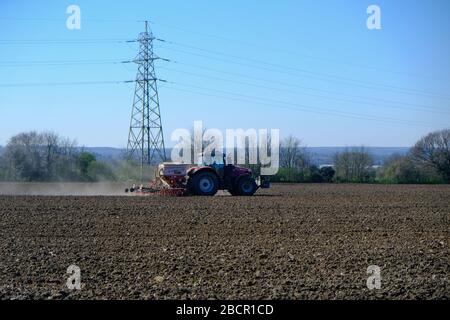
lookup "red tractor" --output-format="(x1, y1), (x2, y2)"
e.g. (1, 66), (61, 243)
(126, 153), (270, 196)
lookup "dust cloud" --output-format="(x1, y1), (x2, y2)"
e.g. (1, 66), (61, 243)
(0, 182), (130, 196)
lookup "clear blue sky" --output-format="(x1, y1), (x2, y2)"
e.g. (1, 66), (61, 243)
(0, 0), (449, 147)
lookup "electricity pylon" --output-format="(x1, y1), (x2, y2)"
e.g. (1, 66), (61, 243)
(127, 21), (166, 181)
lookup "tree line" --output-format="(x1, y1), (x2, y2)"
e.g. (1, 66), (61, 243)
(272, 129), (449, 184)
(0, 131), (115, 182)
(0, 129), (449, 183)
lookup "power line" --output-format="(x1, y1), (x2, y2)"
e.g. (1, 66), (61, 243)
(0, 79), (443, 127)
(1, 54), (445, 114)
(0, 80), (129, 87)
(156, 45), (450, 102)
(0, 56), (171, 67)
(0, 58), (120, 63)
(1, 36), (447, 100)
(148, 19), (450, 83)
(159, 65), (450, 115)
(170, 82), (441, 126)
(0, 38), (130, 45)
(1, 16), (447, 82)
(0, 17), (64, 21)
(0, 77), (441, 127)
(159, 41), (450, 100)
(159, 82), (445, 128)
(0, 17), (142, 24)
(0, 19), (446, 128)
(0, 79), (169, 88)
(169, 61), (449, 114)
(0, 58), (125, 67)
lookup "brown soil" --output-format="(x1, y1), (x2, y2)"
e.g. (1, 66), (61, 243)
(0, 184), (448, 299)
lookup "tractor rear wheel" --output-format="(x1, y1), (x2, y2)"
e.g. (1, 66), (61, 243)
(235, 176), (257, 196)
(191, 171), (219, 196)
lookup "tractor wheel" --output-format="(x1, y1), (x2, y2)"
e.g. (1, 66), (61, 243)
(235, 176), (257, 196)
(191, 171), (219, 196)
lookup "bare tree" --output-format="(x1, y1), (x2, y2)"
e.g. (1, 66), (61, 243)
(280, 135), (311, 181)
(4, 131), (44, 181)
(410, 129), (450, 182)
(333, 150), (350, 182)
(333, 147), (373, 182)
(41, 131), (59, 179)
(2, 131), (78, 181)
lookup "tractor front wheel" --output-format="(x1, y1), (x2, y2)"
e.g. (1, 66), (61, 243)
(191, 171), (219, 196)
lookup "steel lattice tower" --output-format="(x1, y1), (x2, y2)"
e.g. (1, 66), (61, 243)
(127, 22), (166, 178)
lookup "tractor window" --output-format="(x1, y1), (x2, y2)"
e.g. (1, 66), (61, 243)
(200, 153), (224, 166)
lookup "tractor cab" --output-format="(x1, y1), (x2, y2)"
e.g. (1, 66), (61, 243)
(196, 151), (227, 176)
(197, 151), (225, 166)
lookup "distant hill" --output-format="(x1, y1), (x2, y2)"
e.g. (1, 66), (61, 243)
(79, 146), (409, 166)
(306, 147), (409, 165)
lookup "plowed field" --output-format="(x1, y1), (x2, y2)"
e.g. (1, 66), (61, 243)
(0, 184), (448, 299)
